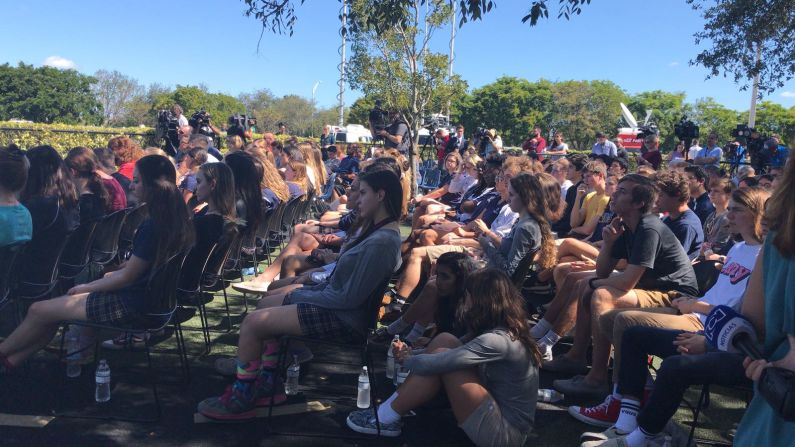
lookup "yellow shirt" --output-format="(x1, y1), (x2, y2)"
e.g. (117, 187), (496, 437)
(582, 191), (609, 224)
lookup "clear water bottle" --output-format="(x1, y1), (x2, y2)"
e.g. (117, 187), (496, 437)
(395, 366), (409, 386)
(537, 388), (564, 403)
(357, 366), (371, 408)
(95, 360), (111, 402)
(386, 334), (399, 380)
(66, 328), (82, 378)
(285, 355), (300, 395)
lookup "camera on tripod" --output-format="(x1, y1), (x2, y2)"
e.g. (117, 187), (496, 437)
(674, 116), (700, 142)
(636, 124), (659, 140)
(732, 124), (754, 139)
(228, 114), (256, 131)
(155, 109), (180, 156)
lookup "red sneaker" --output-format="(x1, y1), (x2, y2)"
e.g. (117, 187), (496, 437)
(568, 395), (621, 428)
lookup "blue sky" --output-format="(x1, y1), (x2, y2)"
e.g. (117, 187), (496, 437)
(3, 0), (794, 113)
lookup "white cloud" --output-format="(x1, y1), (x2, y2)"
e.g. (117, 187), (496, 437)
(43, 55), (77, 70)
(781, 91), (795, 98)
(667, 61), (679, 67)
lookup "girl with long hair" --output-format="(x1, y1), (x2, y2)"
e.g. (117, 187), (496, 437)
(198, 168), (403, 420)
(311, 145), (327, 191)
(65, 146), (112, 223)
(0, 155), (194, 370)
(107, 136), (144, 181)
(347, 268), (540, 446)
(224, 152), (264, 237)
(251, 151), (290, 210)
(17, 145), (80, 296)
(285, 159), (309, 198)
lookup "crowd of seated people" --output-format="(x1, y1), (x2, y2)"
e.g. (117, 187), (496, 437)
(1, 124), (795, 447)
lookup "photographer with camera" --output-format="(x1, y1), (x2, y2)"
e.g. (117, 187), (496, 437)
(376, 109), (411, 156)
(756, 138), (790, 174)
(480, 129), (503, 156)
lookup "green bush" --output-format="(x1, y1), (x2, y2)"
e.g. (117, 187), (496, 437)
(0, 121), (157, 154)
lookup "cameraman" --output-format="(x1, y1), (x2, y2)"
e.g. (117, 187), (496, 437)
(522, 125), (547, 160)
(376, 109), (411, 156)
(756, 138), (790, 174)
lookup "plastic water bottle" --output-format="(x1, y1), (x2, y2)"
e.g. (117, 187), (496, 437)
(66, 328), (82, 378)
(241, 267), (256, 276)
(357, 367), (371, 408)
(537, 388), (564, 403)
(285, 355), (300, 395)
(386, 334), (399, 380)
(395, 367), (409, 386)
(95, 360), (111, 402)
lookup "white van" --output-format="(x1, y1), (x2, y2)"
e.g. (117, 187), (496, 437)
(333, 124), (373, 145)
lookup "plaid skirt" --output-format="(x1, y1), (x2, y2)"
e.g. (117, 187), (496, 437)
(282, 297), (360, 343)
(86, 291), (145, 327)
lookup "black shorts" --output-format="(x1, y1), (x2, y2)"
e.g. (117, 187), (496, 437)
(282, 298), (360, 343)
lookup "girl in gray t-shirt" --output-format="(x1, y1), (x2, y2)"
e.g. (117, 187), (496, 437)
(346, 268), (540, 447)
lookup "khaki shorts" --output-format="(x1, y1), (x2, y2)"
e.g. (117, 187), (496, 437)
(633, 289), (680, 308)
(423, 244), (467, 263)
(459, 395), (527, 447)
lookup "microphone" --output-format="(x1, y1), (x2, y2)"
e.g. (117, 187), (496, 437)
(703, 305), (761, 358)
(703, 305), (795, 421)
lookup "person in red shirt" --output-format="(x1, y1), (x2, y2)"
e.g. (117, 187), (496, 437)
(522, 125), (547, 161)
(434, 128), (450, 165)
(638, 134), (662, 170)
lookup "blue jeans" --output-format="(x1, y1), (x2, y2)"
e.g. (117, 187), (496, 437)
(617, 326), (749, 434)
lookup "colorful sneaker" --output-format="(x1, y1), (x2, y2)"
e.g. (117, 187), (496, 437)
(346, 408), (402, 437)
(254, 373), (288, 407)
(197, 381), (258, 421)
(568, 394), (621, 428)
(580, 425), (631, 442)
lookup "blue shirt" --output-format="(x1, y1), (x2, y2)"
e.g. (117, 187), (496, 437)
(663, 209), (704, 260)
(0, 203), (33, 247)
(335, 156), (360, 174)
(592, 141), (617, 157)
(696, 145), (723, 168)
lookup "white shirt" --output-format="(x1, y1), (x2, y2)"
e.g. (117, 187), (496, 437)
(177, 114), (189, 127)
(688, 145), (701, 160)
(696, 241), (761, 325)
(448, 172), (477, 195)
(490, 203), (519, 237)
(560, 179), (573, 199)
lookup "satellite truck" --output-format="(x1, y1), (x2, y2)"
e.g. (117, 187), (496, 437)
(616, 103), (654, 151)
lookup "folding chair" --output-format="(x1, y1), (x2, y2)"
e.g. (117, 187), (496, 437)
(58, 219), (99, 288)
(90, 208), (128, 270)
(265, 278), (392, 439)
(56, 250), (190, 422)
(117, 204), (147, 261)
(0, 243), (26, 310)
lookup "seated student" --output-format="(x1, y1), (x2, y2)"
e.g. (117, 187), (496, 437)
(108, 136), (144, 182)
(701, 177), (732, 259)
(572, 186), (769, 433)
(93, 146), (132, 201)
(552, 153), (588, 237)
(568, 161), (610, 239)
(285, 159), (310, 198)
(178, 147), (208, 207)
(541, 175), (697, 398)
(16, 146), (80, 297)
(415, 153), (479, 213)
(454, 156), (502, 222)
(78, 146), (127, 212)
(250, 153), (290, 212)
(379, 252), (478, 345)
(346, 269), (540, 446)
(65, 147), (112, 224)
(334, 144), (362, 183)
(197, 167), (403, 420)
(684, 165), (715, 225)
(733, 158), (795, 446)
(655, 171), (704, 260)
(224, 152), (264, 240)
(388, 172), (557, 307)
(0, 155), (194, 371)
(0, 145), (32, 247)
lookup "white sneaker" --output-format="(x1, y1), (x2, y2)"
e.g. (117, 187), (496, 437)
(581, 426), (631, 442)
(540, 343), (553, 362)
(231, 281), (270, 293)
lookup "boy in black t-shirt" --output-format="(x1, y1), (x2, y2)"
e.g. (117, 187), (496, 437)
(550, 174), (697, 399)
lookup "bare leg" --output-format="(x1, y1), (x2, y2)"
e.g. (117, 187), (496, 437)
(237, 305), (302, 362)
(584, 286), (639, 384)
(398, 280), (439, 327)
(558, 278), (597, 363)
(280, 254), (316, 279)
(394, 247), (429, 298)
(253, 233), (319, 284)
(0, 293), (89, 366)
(418, 229), (438, 246)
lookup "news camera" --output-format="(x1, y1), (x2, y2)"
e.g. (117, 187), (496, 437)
(674, 116), (700, 142)
(369, 100), (391, 133)
(155, 109), (180, 156)
(636, 124), (659, 140)
(229, 114), (255, 131)
(732, 124), (754, 139)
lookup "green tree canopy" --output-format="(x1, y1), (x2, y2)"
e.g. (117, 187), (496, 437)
(548, 80), (628, 150)
(690, 97), (739, 143)
(0, 62), (103, 125)
(627, 90), (688, 150)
